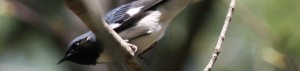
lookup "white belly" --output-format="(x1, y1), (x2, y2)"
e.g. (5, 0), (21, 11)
(97, 11), (164, 63)
(118, 11), (163, 54)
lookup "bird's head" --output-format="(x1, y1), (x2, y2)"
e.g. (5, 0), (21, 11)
(57, 32), (102, 65)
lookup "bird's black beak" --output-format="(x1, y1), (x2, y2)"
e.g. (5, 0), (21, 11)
(57, 56), (68, 65)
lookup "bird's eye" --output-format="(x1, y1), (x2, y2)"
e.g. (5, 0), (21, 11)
(81, 37), (91, 44)
(71, 42), (81, 50)
(76, 43), (80, 46)
(85, 37), (91, 41)
(67, 53), (72, 56)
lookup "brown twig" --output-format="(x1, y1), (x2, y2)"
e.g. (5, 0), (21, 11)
(203, 0), (236, 71)
(64, 0), (147, 71)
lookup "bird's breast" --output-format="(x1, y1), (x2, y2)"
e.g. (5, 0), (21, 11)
(118, 11), (164, 54)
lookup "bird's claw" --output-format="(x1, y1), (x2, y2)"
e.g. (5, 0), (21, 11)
(128, 43), (137, 53)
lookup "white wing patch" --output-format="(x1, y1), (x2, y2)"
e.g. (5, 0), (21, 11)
(109, 23), (121, 29)
(126, 6), (144, 16)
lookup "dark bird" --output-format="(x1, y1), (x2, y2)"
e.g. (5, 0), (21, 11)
(58, 0), (174, 65)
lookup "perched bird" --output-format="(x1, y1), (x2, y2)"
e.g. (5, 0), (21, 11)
(58, 0), (183, 65)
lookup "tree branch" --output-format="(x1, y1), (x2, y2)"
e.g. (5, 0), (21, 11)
(203, 0), (236, 71)
(64, 0), (147, 71)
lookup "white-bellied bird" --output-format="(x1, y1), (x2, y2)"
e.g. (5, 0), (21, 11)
(58, 0), (190, 65)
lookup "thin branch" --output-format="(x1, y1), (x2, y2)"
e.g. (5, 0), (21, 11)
(64, 0), (147, 71)
(203, 0), (236, 71)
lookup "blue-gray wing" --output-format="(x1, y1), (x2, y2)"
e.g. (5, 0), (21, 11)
(103, 0), (162, 28)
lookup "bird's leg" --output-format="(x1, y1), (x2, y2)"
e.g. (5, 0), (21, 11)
(127, 43), (137, 53)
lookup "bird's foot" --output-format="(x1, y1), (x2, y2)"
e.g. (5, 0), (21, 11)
(128, 43), (137, 53)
